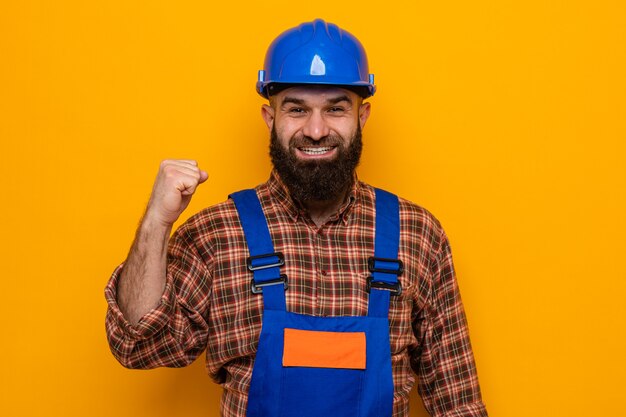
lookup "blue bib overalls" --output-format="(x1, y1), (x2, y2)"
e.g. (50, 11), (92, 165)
(230, 188), (402, 417)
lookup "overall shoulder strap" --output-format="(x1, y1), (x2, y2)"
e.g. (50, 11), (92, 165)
(368, 188), (403, 318)
(230, 189), (287, 311)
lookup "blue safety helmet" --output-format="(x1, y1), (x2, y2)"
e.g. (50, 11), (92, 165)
(257, 19), (376, 98)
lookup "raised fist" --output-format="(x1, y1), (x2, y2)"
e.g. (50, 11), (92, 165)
(145, 159), (208, 227)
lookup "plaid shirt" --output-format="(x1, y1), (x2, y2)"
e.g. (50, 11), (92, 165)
(105, 171), (487, 417)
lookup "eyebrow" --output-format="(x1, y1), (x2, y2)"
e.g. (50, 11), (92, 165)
(281, 97), (306, 106)
(327, 95), (353, 105)
(280, 95), (353, 107)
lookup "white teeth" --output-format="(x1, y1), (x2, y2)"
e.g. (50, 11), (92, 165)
(301, 147), (333, 155)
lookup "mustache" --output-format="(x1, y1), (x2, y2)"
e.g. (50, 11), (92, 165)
(289, 135), (344, 149)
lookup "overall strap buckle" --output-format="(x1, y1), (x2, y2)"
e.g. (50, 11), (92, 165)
(367, 256), (404, 275)
(247, 252), (285, 271)
(366, 277), (402, 296)
(251, 274), (289, 294)
(366, 256), (403, 296)
(246, 252), (288, 294)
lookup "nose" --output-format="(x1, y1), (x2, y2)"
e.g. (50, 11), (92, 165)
(301, 111), (330, 141)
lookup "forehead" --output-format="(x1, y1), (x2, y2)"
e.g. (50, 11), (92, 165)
(271, 85), (360, 105)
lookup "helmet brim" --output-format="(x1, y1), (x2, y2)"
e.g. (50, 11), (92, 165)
(260, 82), (375, 99)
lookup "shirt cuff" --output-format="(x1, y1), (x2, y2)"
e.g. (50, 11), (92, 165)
(104, 264), (175, 340)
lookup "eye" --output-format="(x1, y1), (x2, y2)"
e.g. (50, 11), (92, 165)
(328, 106), (345, 113)
(288, 107), (306, 114)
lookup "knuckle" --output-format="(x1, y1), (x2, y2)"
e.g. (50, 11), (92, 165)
(161, 166), (180, 180)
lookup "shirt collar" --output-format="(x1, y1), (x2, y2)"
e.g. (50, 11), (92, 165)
(267, 169), (360, 226)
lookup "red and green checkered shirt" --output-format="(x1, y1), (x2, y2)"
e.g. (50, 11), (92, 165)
(105, 171), (487, 417)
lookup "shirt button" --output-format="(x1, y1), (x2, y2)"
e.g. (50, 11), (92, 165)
(320, 270), (328, 276)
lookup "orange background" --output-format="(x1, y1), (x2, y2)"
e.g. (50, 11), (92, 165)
(1, 1), (625, 416)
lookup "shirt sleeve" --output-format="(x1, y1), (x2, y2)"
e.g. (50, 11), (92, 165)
(104, 223), (212, 369)
(413, 229), (488, 417)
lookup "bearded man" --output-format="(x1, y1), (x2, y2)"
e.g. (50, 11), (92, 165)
(105, 19), (488, 417)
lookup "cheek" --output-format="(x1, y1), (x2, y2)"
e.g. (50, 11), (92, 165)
(327, 117), (359, 138)
(276, 123), (303, 145)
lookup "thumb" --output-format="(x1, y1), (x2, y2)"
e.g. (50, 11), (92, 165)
(199, 170), (209, 184)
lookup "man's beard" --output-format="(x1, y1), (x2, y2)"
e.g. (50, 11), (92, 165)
(269, 125), (363, 202)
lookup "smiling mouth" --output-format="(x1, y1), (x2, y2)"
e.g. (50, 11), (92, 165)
(298, 146), (336, 155)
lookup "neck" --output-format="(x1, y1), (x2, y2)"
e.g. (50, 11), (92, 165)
(301, 186), (350, 228)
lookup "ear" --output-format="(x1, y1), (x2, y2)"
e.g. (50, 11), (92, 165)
(261, 104), (275, 131)
(358, 102), (371, 128)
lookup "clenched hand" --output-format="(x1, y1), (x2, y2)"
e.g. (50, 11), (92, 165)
(145, 159), (209, 227)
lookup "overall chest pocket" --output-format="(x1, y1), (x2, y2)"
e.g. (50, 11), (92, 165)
(280, 328), (366, 417)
